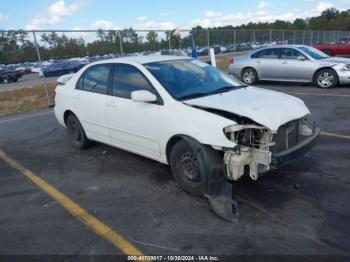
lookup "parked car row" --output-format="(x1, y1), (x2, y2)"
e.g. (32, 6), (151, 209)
(228, 44), (350, 88)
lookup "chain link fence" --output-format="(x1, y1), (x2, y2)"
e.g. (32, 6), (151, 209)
(1, 29), (350, 64)
(0, 28), (349, 113)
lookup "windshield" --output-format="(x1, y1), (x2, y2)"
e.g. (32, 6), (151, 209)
(298, 46), (329, 60)
(144, 59), (245, 100)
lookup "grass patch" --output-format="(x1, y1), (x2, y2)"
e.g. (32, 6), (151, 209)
(0, 83), (56, 117)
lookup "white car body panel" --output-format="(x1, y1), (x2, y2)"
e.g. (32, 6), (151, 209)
(73, 90), (110, 143)
(184, 86), (310, 132)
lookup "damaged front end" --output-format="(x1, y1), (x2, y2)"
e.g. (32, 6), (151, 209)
(207, 117), (320, 223)
(224, 124), (273, 181)
(223, 117), (320, 181)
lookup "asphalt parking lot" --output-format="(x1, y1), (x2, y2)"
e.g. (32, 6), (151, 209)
(0, 83), (350, 257)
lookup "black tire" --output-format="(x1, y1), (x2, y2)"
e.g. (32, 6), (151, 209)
(66, 114), (90, 149)
(314, 69), (338, 89)
(241, 68), (258, 85)
(170, 137), (223, 196)
(323, 49), (333, 56)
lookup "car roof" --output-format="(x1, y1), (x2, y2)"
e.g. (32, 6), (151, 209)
(91, 55), (191, 66)
(256, 44), (308, 50)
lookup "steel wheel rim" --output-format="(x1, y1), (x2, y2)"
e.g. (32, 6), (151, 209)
(70, 121), (82, 143)
(180, 152), (201, 183)
(243, 70), (255, 84)
(318, 72), (334, 88)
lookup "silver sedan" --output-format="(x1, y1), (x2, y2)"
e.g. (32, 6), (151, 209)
(228, 45), (350, 88)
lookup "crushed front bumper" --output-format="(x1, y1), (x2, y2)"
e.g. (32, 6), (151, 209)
(271, 127), (321, 169)
(336, 69), (350, 85)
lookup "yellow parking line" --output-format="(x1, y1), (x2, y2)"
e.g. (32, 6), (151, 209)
(0, 149), (147, 258)
(321, 131), (350, 140)
(286, 92), (350, 98)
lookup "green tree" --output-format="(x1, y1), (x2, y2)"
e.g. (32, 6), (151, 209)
(293, 19), (306, 30)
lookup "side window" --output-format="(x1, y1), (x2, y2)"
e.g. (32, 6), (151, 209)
(251, 51), (262, 59)
(113, 64), (155, 99)
(258, 48), (279, 59)
(281, 48), (305, 59)
(76, 75), (84, 90)
(252, 49), (279, 59)
(76, 65), (110, 94)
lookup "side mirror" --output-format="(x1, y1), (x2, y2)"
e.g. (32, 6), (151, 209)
(297, 56), (306, 61)
(131, 90), (157, 103)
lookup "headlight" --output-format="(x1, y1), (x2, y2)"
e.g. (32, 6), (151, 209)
(224, 125), (273, 148)
(334, 63), (350, 71)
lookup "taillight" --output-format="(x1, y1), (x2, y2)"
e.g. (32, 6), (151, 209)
(230, 57), (234, 64)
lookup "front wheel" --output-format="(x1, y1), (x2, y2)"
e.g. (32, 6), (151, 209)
(315, 69), (338, 89)
(241, 68), (258, 85)
(170, 138), (223, 196)
(66, 115), (90, 149)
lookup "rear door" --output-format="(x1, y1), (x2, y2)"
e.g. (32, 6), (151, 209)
(72, 64), (111, 143)
(251, 48), (280, 80)
(105, 63), (161, 159)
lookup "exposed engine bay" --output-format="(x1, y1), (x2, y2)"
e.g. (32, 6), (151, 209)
(223, 117), (314, 181)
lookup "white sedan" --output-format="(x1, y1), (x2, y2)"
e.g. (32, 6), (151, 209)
(54, 56), (320, 221)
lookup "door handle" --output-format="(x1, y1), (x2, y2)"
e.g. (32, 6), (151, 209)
(255, 60), (261, 64)
(106, 101), (117, 108)
(282, 61), (288, 64)
(73, 94), (81, 100)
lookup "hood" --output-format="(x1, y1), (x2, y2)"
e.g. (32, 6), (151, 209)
(184, 86), (310, 131)
(322, 57), (350, 64)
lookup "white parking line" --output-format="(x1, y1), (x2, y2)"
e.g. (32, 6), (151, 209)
(286, 92), (350, 98)
(321, 131), (350, 140)
(0, 110), (53, 124)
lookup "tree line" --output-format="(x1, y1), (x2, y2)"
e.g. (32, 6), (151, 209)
(0, 8), (349, 64)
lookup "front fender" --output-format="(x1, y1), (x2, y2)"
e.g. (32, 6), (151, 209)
(159, 103), (237, 163)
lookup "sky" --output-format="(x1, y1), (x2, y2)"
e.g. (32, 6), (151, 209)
(0, 0), (350, 31)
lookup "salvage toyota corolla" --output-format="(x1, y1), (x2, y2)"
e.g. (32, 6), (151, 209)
(54, 56), (321, 221)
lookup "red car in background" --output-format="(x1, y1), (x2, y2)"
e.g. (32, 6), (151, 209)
(313, 37), (350, 56)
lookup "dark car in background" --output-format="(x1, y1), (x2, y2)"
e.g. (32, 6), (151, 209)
(0, 69), (23, 84)
(42, 60), (84, 77)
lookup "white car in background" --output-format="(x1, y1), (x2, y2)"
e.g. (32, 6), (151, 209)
(54, 56), (320, 221)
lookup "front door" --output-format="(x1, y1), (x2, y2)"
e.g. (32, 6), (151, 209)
(106, 64), (161, 159)
(279, 48), (315, 82)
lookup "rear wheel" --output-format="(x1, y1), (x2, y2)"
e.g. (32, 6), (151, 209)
(315, 69), (338, 89)
(3, 78), (9, 84)
(170, 138), (223, 196)
(241, 68), (258, 85)
(66, 115), (90, 149)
